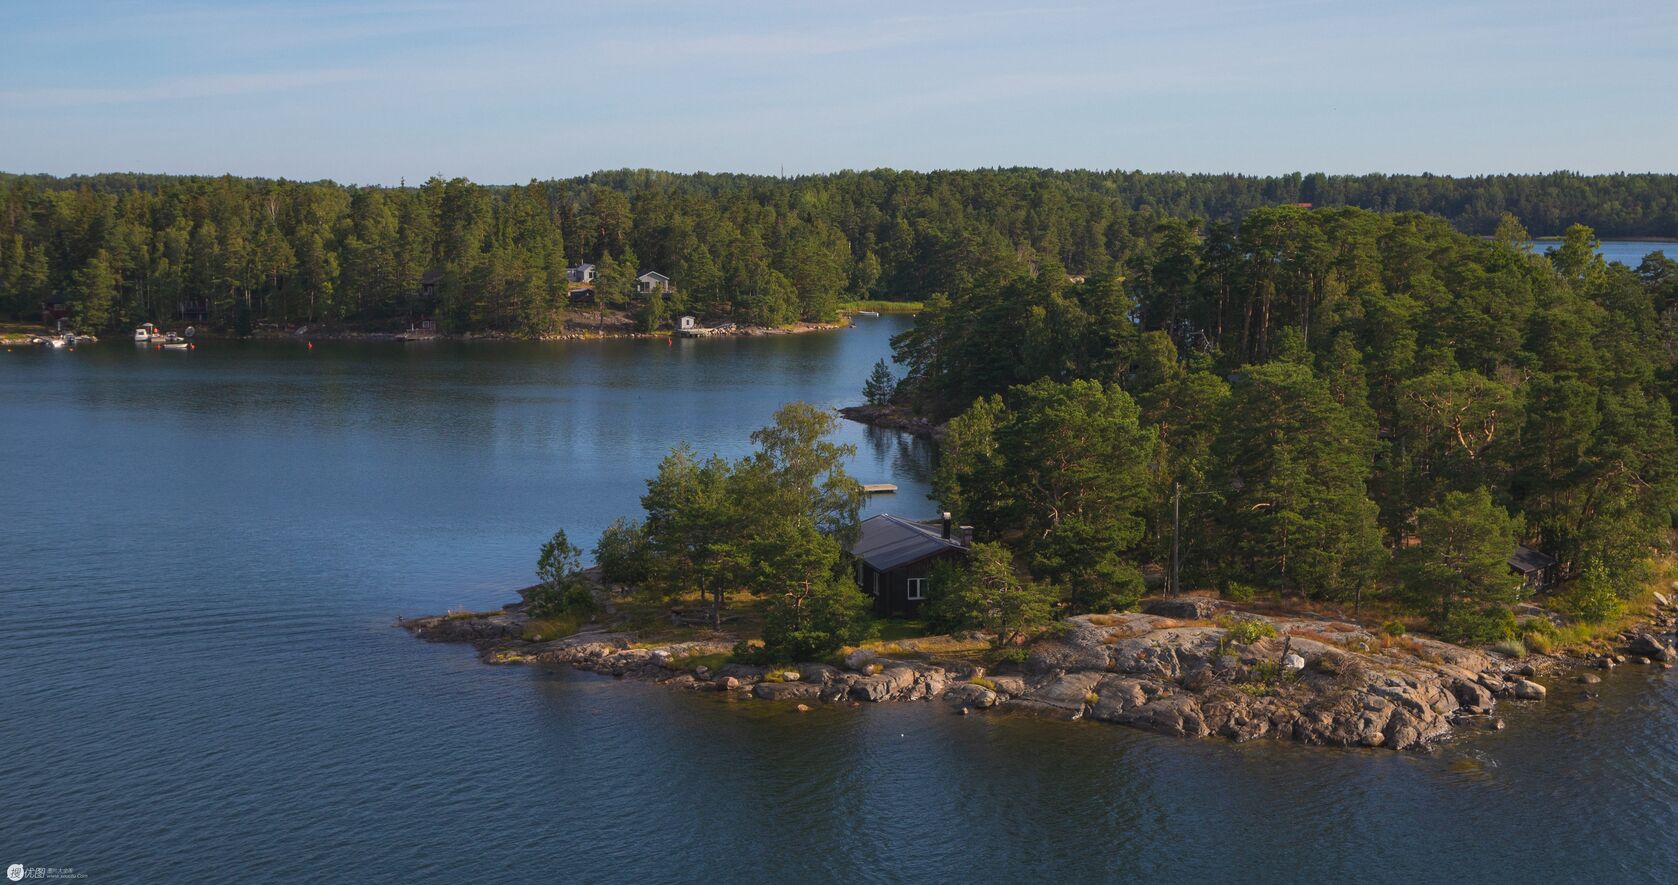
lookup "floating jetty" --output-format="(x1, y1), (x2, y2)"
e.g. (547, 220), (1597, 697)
(861, 484), (897, 495)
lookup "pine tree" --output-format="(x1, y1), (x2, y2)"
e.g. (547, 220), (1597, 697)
(863, 359), (895, 405)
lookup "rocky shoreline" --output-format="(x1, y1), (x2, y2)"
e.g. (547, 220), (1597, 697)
(836, 404), (944, 440)
(400, 593), (1678, 751)
(209, 320), (846, 343)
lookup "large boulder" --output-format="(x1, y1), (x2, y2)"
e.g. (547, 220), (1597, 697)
(1025, 621), (1113, 675)
(843, 648), (880, 671)
(1086, 676), (1150, 722)
(798, 663), (841, 684)
(942, 682), (999, 709)
(1452, 680), (1495, 714)
(1119, 695), (1210, 738)
(1021, 671), (1105, 712)
(1512, 679), (1547, 701)
(1626, 633), (1676, 663)
(1142, 597), (1218, 620)
(850, 666), (917, 702)
(753, 681), (820, 701)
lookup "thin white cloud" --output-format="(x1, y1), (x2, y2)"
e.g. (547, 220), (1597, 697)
(0, 68), (373, 109)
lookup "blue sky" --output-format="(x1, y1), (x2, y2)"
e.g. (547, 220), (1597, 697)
(2, 0), (1674, 184)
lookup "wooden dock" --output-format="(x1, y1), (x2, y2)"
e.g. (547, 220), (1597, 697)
(862, 483), (897, 495)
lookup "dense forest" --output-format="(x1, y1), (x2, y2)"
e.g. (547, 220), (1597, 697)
(3, 168), (1676, 335)
(883, 208), (1678, 643)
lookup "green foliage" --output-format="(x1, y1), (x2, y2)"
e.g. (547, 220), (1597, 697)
(1219, 616), (1278, 645)
(1396, 488), (1525, 622)
(1438, 604), (1517, 646)
(593, 517), (650, 586)
(637, 288), (667, 332)
(1381, 620), (1406, 638)
(1214, 361), (1387, 600)
(936, 378), (1154, 612)
(924, 543), (1059, 647)
(863, 359), (896, 406)
(1557, 559), (1622, 623)
(752, 518), (870, 661)
(1223, 582), (1258, 603)
(529, 530), (596, 619)
(638, 402), (861, 628)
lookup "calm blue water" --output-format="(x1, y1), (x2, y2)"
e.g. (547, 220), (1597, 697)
(1538, 238), (1675, 267)
(4, 312), (1678, 883)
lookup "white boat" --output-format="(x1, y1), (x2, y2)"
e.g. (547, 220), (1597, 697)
(856, 310), (880, 317)
(134, 323), (157, 342)
(32, 335), (67, 348)
(161, 340), (190, 350)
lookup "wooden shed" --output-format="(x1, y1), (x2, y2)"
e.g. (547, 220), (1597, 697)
(1508, 546), (1558, 592)
(848, 513), (968, 617)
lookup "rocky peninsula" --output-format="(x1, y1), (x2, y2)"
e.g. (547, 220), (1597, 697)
(402, 591), (1678, 751)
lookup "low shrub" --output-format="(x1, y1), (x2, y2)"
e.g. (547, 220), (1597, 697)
(1381, 620), (1406, 637)
(1436, 605), (1516, 645)
(969, 675), (998, 692)
(1490, 639), (1527, 658)
(1217, 615), (1278, 645)
(1223, 581), (1259, 603)
(990, 647), (1029, 666)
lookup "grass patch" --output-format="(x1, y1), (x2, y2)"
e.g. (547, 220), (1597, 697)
(865, 634), (992, 658)
(872, 619), (930, 643)
(447, 608), (505, 620)
(839, 299), (925, 313)
(522, 614), (584, 641)
(669, 651), (731, 672)
(969, 675), (998, 691)
(1490, 639), (1527, 658)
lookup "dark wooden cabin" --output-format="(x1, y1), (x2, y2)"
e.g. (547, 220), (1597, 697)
(848, 513), (968, 617)
(1508, 546), (1558, 592)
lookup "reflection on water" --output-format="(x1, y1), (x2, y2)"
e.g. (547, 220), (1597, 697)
(5, 314), (1678, 882)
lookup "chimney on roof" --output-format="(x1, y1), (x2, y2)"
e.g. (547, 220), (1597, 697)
(941, 512), (953, 540)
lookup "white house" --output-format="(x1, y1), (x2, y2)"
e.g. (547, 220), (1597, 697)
(635, 270), (671, 294)
(677, 315), (697, 332)
(567, 263), (596, 284)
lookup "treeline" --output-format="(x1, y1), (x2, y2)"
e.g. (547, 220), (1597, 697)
(3, 168), (1676, 334)
(891, 209), (1678, 641)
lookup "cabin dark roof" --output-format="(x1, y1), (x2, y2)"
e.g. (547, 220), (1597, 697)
(850, 514), (965, 572)
(420, 269), (444, 285)
(1508, 546), (1557, 574)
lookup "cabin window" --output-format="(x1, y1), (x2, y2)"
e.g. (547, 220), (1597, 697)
(871, 571), (879, 597)
(905, 578), (927, 600)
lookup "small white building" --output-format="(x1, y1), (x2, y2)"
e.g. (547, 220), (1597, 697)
(635, 270), (671, 294)
(677, 315), (697, 331)
(567, 263), (596, 284)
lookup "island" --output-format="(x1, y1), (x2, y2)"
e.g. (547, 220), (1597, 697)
(396, 203), (1678, 754)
